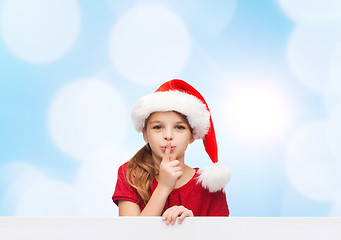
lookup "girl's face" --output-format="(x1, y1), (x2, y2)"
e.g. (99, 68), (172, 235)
(143, 111), (194, 162)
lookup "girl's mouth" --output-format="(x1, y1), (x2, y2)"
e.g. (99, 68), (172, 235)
(161, 146), (175, 152)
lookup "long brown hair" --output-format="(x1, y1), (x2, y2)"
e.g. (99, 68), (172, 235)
(126, 144), (156, 204)
(126, 111), (193, 205)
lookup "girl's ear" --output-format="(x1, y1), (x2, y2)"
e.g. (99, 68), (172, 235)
(189, 135), (195, 144)
(142, 129), (149, 143)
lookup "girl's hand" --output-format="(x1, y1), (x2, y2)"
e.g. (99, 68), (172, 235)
(158, 142), (182, 193)
(162, 205), (193, 225)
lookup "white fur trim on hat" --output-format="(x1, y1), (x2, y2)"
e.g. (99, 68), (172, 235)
(131, 91), (210, 139)
(197, 163), (232, 192)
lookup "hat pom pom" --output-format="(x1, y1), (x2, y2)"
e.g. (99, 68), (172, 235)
(197, 163), (231, 192)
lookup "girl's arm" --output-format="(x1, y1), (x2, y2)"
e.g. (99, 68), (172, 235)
(118, 185), (170, 216)
(118, 200), (140, 215)
(139, 184), (172, 216)
(119, 142), (182, 216)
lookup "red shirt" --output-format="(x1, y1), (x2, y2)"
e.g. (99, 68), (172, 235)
(112, 162), (229, 216)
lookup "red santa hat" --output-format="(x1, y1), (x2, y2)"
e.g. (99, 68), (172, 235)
(131, 79), (231, 192)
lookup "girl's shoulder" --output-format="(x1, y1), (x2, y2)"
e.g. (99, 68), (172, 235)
(117, 161), (139, 183)
(118, 161), (129, 173)
(116, 161), (130, 179)
(119, 161), (129, 170)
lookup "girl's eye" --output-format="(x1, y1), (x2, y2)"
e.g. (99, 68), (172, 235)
(153, 125), (162, 130)
(176, 125), (185, 130)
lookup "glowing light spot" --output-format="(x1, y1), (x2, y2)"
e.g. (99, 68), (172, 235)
(1, 0), (81, 63)
(330, 200), (341, 216)
(48, 79), (128, 161)
(329, 43), (341, 96)
(175, 0), (237, 36)
(284, 121), (339, 202)
(327, 104), (341, 160)
(74, 147), (130, 216)
(1, 163), (79, 216)
(1, 163), (45, 205)
(16, 179), (77, 216)
(287, 25), (341, 92)
(222, 81), (291, 143)
(109, 4), (190, 86)
(277, 0), (341, 23)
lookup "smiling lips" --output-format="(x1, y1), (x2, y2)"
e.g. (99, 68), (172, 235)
(161, 146), (175, 152)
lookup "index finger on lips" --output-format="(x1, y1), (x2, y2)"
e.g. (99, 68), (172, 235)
(162, 142), (171, 162)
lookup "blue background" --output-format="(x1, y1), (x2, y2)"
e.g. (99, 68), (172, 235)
(1, 0), (341, 217)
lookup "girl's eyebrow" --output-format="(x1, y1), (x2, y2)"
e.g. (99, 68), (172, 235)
(148, 120), (186, 124)
(148, 120), (163, 124)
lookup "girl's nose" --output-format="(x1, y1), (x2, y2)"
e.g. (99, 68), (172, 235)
(164, 129), (173, 141)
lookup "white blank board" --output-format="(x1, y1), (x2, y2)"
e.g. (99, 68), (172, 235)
(1, 217), (340, 240)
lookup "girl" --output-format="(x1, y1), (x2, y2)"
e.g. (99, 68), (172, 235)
(113, 79), (231, 224)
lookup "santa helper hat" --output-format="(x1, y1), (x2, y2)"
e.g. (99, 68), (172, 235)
(131, 79), (231, 192)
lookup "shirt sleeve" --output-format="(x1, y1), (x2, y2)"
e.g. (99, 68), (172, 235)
(207, 190), (230, 216)
(112, 163), (140, 206)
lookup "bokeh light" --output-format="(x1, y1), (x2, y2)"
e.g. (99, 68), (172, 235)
(48, 79), (128, 161)
(329, 42), (341, 96)
(109, 4), (191, 86)
(287, 25), (341, 92)
(221, 81), (292, 144)
(1, 0), (81, 63)
(1, 162), (78, 216)
(175, 0), (237, 37)
(277, 0), (341, 23)
(284, 121), (339, 202)
(326, 104), (341, 160)
(74, 146), (130, 216)
(330, 199), (341, 216)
